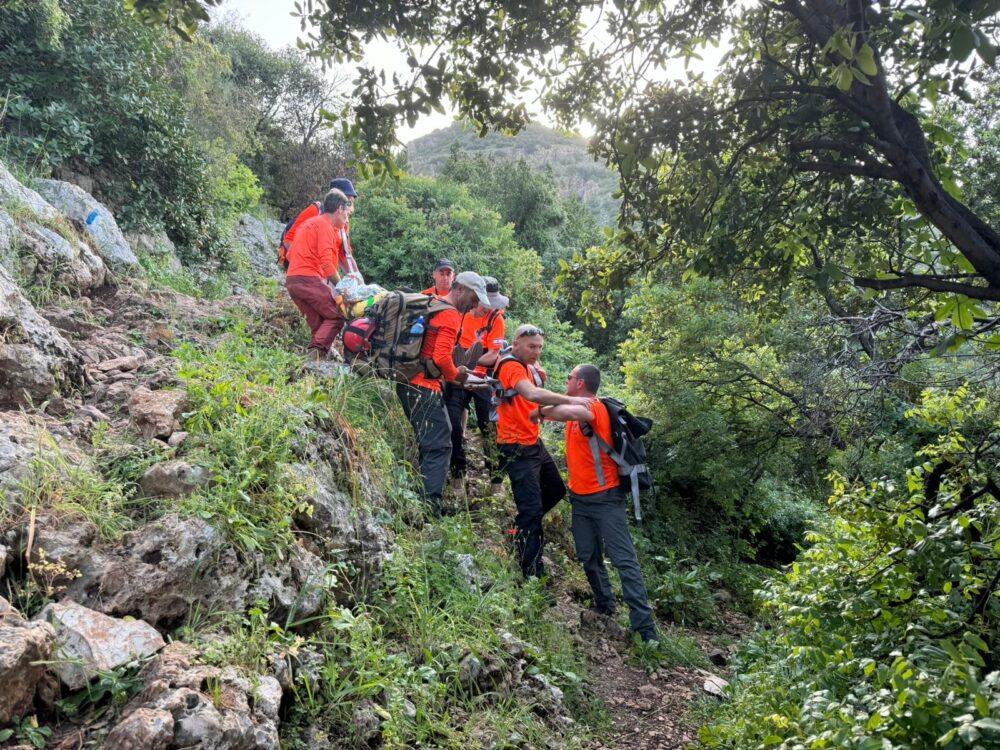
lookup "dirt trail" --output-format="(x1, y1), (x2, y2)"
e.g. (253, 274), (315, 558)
(454, 432), (747, 750)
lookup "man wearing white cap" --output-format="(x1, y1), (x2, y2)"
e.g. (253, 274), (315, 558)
(445, 276), (509, 495)
(397, 270), (491, 515)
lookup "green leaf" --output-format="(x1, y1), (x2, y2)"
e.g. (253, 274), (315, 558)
(834, 65), (854, 91)
(951, 25), (977, 61)
(856, 44), (878, 76)
(976, 693), (990, 717)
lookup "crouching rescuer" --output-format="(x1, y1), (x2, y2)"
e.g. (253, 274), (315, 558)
(534, 364), (659, 642)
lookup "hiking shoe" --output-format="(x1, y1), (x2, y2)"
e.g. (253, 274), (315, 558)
(306, 347), (323, 365)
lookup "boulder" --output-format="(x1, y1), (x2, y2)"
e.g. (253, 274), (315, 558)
(106, 642), (282, 750)
(291, 461), (392, 596)
(0, 264), (82, 407)
(17, 219), (107, 292)
(233, 214), (284, 281)
(0, 161), (59, 221)
(36, 601), (165, 690)
(139, 461), (210, 498)
(125, 231), (182, 274)
(0, 606), (57, 724)
(103, 707), (174, 750)
(34, 179), (140, 272)
(0, 413), (88, 506)
(251, 543), (328, 623)
(128, 386), (188, 439)
(52, 515), (249, 631)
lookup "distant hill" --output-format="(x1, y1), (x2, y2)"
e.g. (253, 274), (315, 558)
(405, 122), (620, 226)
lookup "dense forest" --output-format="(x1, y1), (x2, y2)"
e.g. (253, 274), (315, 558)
(1, 0), (999, 749)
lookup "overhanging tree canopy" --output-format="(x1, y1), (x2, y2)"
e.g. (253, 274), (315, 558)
(135, 0), (1000, 304)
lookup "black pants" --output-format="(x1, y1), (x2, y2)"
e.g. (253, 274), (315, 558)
(444, 384), (500, 483)
(500, 441), (566, 578)
(396, 383), (452, 513)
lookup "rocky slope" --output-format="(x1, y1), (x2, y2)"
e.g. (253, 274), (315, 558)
(0, 162), (602, 749)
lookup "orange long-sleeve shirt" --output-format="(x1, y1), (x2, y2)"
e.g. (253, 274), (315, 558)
(410, 307), (461, 392)
(286, 215), (340, 278)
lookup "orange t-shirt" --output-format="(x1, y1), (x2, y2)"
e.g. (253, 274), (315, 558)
(283, 202), (321, 249)
(459, 310), (506, 375)
(566, 399), (620, 495)
(286, 215), (340, 278)
(409, 307), (461, 393)
(421, 285), (448, 297)
(496, 358), (543, 445)
(284, 203), (353, 272)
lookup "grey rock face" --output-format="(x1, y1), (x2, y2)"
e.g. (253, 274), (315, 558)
(17, 219), (108, 292)
(106, 643), (282, 750)
(252, 543), (328, 623)
(140, 460), (210, 498)
(233, 214), (284, 280)
(0, 161), (59, 221)
(0, 263), (82, 407)
(36, 600), (165, 690)
(126, 231), (183, 274)
(34, 179), (140, 271)
(103, 707), (174, 750)
(37, 515), (249, 631)
(0, 605), (57, 724)
(291, 460), (392, 597)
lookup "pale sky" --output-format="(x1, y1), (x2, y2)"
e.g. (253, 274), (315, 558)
(217, 0), (726, 143)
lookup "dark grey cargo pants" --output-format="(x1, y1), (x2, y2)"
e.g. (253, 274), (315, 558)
(570, 486), (658, 640)
(396, 382), (452, 514)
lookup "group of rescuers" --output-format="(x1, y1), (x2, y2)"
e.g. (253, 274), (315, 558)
(281, 181), (659, 643)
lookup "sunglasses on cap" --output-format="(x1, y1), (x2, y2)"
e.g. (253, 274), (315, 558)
(516, 326), (545, 338)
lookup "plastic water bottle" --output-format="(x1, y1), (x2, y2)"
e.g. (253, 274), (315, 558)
(85, 210), (99, 226)
(409, 315), (425, 335)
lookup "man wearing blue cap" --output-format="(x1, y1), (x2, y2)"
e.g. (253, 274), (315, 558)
(280, 178), (359, 275)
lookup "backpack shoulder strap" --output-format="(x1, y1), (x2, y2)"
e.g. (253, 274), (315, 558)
(495, 355), (530, 401)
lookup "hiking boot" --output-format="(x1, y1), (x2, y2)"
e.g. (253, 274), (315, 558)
(305, 347), (323, 365)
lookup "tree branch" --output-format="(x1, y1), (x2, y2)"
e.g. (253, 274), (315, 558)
(853, 274), (1000, 301)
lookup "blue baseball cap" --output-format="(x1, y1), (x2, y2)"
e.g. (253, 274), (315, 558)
(328, 178), (358, 197)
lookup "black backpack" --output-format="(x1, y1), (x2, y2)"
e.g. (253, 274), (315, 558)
(581, 397), (653, 522)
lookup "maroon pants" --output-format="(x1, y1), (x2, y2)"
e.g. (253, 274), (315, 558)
(285, 276), (346, 352)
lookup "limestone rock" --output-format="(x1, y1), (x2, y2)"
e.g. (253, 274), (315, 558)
(0, 414), (87, 506)
(103, 707), (174, 750)
(0, 263), (82, 407)
(128, 386), (188, 439)
(291, 460), (392, 596)
(18, 219), (107, 292)
(0, 161), (58, 221)
(233, 214), (284, 280)
(703, 674), (729, 698)
(35, 515), (248, 631)
(252, 543), (328, 623)
(0, 607), (56, 724)
(139, 460), (210, 498)
(36, 601), (165, 690)
(107, 643), (282, 750)
(125, 231), (183, 274)
(34, 179), (140, 271)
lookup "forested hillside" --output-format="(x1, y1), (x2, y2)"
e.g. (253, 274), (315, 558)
(2, 1), (1000, 750)
(407, 123), (620, 226)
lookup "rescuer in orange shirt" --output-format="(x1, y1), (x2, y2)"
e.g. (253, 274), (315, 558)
(532, 364), (659, 642)
(398, 271), (492, 515)
(421, 258), (455, 297)
(494, 325), (592, 579)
